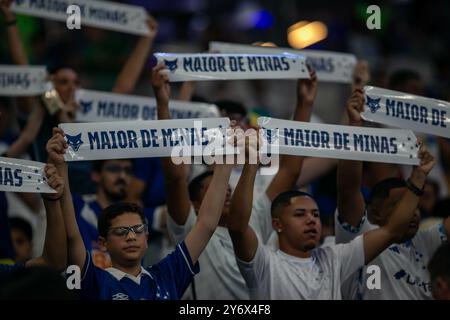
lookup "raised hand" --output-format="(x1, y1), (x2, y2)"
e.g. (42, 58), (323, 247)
(151, 63), (171, 107)
(346, 88), (365, 126)
(415, 143), (435, 176)
(42, 164), (64, 200)
(297, 65), (318, 108)
(46, 127), (68, 166)
(145, 14), (159, 40)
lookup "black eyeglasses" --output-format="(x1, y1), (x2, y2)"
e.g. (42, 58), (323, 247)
(108, 224), (148, 237)
(103, 164), (133, 175)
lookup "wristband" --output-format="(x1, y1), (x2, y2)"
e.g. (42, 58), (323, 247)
(406, 178), (424, 197)
(42, 195), (62, 201)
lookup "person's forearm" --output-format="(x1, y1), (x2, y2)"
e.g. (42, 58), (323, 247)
(56, 163), (86, 267)
(386, 169), (426, 237)
(293, 100), (313, 122)
(337, 159), (363, 194)
(42, 198), (67, 270)
(156, 99), (170, 119)
(5, 14), (29, 66)
(228, 164), (258, 233)
(112, 37), (152, 94)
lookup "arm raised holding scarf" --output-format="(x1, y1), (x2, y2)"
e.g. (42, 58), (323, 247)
(150, 63), (191, 226)
(46, 128), (87, 271)
(25, 164), (67, 271)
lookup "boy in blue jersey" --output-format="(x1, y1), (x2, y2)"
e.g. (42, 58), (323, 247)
(46, 127), (233, 300)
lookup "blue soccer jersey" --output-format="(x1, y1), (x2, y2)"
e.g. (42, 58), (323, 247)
(0, 263), (24, 283)
(80, 241), (199, 300)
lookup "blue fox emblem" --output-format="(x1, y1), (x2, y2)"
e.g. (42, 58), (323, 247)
(66, 133), (83, 152)
(394, 269), (407, 280)
(79, 100), (93, 115)
(164, 59), (178, 72)
(366, 95), (381, 113)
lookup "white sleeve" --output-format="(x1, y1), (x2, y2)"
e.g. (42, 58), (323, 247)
(415, 223), (447, 254)
(235, 242), (270, 290)
(330, 235), (365, 282)
(166, 205), (197, 244)
(334, 208), (375, 244)
(249, 192), (274, 244)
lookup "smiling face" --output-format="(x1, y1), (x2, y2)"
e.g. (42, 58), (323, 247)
(99, 212), (148, 268)
(273, 195), (322, 253)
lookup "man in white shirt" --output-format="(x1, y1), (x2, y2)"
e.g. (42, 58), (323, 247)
(228, 143), (436, 299)
(150, 63), (318, 299)
(428, 241), (450, 300)
(336, 88), (450, 299)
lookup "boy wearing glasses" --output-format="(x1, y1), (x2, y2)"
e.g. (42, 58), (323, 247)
(46, 128), (233, 300)
(73, 159), (133, 268)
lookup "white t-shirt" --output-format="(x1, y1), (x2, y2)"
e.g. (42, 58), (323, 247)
(167, 193), (273, 300)
(335, 210), (448, 300)
(236, 235), (365, 299)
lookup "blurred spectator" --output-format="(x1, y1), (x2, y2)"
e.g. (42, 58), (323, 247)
(9, 217), (33, 264)
(428, 241), (450, 300)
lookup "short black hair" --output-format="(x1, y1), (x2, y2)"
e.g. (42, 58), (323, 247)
(214, 100), (247, 117)
(271, 190), (317, 217)
(367, 177), (406, 205)
(428, 241), (450, 283)
(9, 217), (33, 242)
(92, 160), (106, 173)
(388, 69), (421, 90)
(47, 65), (76, 75)
(97, 202), (146, 238)
(188, 171), (214, 202)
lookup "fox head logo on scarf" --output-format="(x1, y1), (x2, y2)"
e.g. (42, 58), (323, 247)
(66, 133), (83, 152)
(366, 95), (381, 113)
(164, 59), (178, 73)
(79, 100), (93, 115)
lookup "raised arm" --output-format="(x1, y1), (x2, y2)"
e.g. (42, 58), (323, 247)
(266, 67), (317, 201)
(151, 64), (191, 225)
(336, 88), (366, 226)
(363, 145), (435, 264)
(112, 15), (158, 94)
(26, 164), (67, 271)
(46, 127), (87, 271)
(184, 164), (233, 264)
(1, 0), (39, 115)
(1, 0), (28, 65)
(228, 162), (260, 262)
